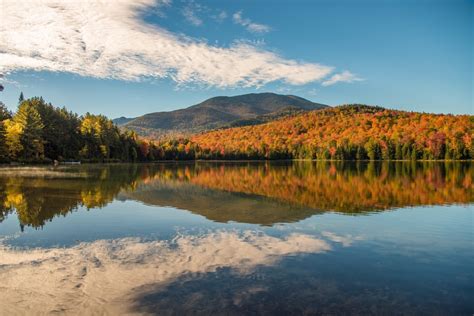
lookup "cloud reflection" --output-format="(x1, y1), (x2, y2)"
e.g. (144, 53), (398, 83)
(0, 231), (343, 314)
(322, 231), (364, 247)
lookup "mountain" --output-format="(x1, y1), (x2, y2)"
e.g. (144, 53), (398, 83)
(112, 116), (134, 125)
(116, 93), (327, 138)
(190, 104), (473, 160)
(224, 107), (308, 129)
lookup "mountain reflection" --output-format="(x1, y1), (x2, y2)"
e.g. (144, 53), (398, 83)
(0, 162), (472, 228)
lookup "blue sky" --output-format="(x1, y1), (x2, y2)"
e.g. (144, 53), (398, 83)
(0, 0), (472, 117)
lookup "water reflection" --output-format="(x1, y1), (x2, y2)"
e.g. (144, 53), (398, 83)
(0, 230), (339, 315)
(0, 164), (141, 229)
(0, 162), (472, 228)
(0, 162), (472, 315)
(184, 161), (472, 212)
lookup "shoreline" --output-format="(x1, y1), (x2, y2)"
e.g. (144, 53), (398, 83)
(0, 158), (473, 167)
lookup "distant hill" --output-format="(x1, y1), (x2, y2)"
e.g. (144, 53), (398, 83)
(190, 104), (473, 160)
(112, 116), (134, 125)
(115, 93), (327, 138)
(224, 107), (308, 129)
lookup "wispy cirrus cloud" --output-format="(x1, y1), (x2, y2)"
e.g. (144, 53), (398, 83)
(322, 71), (364, 86)
(181, 1), (203, 26)
(215, 10), (228, 22)
(0, 0), (358, 88)
(232, 11), (271, 34)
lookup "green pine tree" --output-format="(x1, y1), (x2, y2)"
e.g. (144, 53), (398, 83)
(395, 143), (403, 160)
(411, 146), (418, 160)
(18, 92), (24, 104)
(365, 140), (381, 160)
(14, 100), (45, 161)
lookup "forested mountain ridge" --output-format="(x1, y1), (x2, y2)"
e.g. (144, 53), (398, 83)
(223, 107), (309, 129)
(116, 93), (327, 138)
(189, 104), (473, 160)
(0, 96), (472, 163)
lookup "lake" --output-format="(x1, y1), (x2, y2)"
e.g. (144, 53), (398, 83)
(0, 162), (472, 315)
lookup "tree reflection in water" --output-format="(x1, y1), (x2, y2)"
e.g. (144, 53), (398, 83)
(0, 161), (472, 229)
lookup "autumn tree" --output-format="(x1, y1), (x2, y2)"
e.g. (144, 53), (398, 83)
(191, 105), (472, 161)
(80, 113), (126, 161)
(14, 100), (44, 161)
(0, 102), (12, 162)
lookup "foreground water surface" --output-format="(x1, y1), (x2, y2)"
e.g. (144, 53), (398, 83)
(0, 162), (472, 315)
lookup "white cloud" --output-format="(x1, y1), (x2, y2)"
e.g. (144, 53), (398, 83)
(321, 71), (363, 86)
(152, 0), (172, 18)
(321, 231), (363, 247)
(0, 231), (331, 314)
(0, 75), (22, 89)
(0, 0), (359, 88)
(181, 2), (203, 26)
(233, 11), (271, 34)
(215, 10), (228, 22)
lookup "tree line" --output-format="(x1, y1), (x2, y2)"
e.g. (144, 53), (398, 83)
(0, 96), (144, 163)
(0, 98), (472, 163)
(190, 105), (473, 161)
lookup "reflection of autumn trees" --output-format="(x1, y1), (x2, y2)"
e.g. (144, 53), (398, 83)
(0, 162), (472, 229)
(151, 162), (473, 212)
(0, 180), (13, 223)
(0, 165), (145, 229)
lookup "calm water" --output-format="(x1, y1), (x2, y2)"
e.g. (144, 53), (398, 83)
(0, 162), (472, 315)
